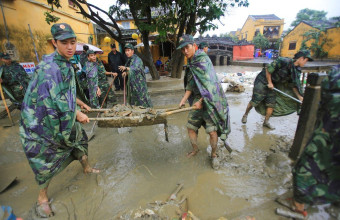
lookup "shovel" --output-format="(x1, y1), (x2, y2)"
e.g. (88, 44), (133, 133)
(0, 83), (15, 127)
(87, 76), (117, 141)
(273, 87), (302, 104)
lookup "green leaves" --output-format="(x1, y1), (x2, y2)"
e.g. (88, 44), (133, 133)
(302, 29), (328, 58)
(44, 11), (60, 25)
(252, 34), (269, 50)
(291, 8), (327, 27)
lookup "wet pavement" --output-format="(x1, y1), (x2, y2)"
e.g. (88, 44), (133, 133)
(0, 66), (339, 220)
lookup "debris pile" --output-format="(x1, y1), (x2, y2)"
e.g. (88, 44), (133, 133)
(118, 183), (201, 220)
(102, 104), (163, 120)
(216, 71), (260, 93)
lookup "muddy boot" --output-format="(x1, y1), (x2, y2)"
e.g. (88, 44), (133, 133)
(263, 120), (275, 130)
(211, 157), (220, 170)
(241, 114), (248, 124)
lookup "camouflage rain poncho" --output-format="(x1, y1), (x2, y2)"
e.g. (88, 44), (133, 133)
(19, 51), (88, 187)
(0, 61), (30, 106)
(184, 49), (230, 140)
(125, 54), (152, 107)
(83, 61), (99, 108)
(293, 64), (340, 205)
(254, 57), (302, 116)
(97, 60), (116, 106)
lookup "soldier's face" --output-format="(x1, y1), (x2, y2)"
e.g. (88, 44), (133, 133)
(52, 38), (77, 60)
(125, 48), (134, 58)
(203, 47), (209, 53)
(297, 57), (309, 67)
(88, 54), (97, 62)
(181, 44), (196, 59)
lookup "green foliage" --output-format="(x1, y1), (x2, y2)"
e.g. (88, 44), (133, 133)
(44, 11), (60, 25)
(46, 0), (62, 9)
(252, 34), (269, 50)
(291, 8), (327, 27)
(273, 39), (281, 50)
(219, 32), (239, 43)
(300, 40), (308, 50)
(301, 29), (328, 58)
(44, 0), (63, 25)
(331, 16), (340, 27)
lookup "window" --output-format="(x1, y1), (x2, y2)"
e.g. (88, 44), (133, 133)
(289, 42), (296, 50)
(68, 0), (77, 9)
(122, 22), (130, 29)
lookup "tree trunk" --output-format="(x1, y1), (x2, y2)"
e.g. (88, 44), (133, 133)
(134, 34), (160, 80)
(170, 50), (185, 79)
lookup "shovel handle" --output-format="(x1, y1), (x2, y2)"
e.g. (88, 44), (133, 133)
(0, 83), (14, 125)
(272, 87), (302, 104)
(165, 106), (197, 116)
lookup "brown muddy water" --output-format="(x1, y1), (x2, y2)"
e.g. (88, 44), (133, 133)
(0, 66), (339, 220)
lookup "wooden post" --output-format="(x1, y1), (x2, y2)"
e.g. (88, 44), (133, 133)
(289, 72), (327, 160)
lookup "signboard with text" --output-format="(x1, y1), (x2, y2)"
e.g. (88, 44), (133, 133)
(20, 62), (36, 75)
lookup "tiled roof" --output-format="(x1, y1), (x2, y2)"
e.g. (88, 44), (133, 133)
(302, 19), (338, 29)
(249, 14), (281, 20)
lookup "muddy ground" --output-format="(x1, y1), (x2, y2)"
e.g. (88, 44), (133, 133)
(0, 66), (338, 220)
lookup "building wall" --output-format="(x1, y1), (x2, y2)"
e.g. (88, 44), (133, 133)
(323, 27), (340, 59)
(0, 0), (92, 63)
(281, 22), (340, 59)
(238, 16), (284, 42)
(281, 22), (317, 58)
(238, 17), (255, 41)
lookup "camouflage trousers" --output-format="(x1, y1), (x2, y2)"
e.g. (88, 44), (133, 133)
(293, 127), (340, 205)
(187, 104), (217, 133)
(23, 124), (88, 188)
(250, 78), (276, 108)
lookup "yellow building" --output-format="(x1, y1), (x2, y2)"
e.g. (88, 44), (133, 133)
(0, 0), (93, 63)
(237, 14), (284, 43)
(97, 18), (142, 63)
(281, 20), (340, 59)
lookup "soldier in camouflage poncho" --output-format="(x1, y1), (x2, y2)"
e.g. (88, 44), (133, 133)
(0, 53), (30, 108)
(241, 50), (313, 129)
(290, 64), (340, 216)
(19, 23), (99, 218)
(83, 50), (100, 108)
(79, 44), (89, 68)
(97, 58), (117, 107)
(178, 35), (230, 169)
(119, 43), (152, 107)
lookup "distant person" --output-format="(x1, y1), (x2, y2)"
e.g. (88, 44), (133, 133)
(20, 23), (99, 218)
(177, 35), (230, 169)
(0, 52), (30, 108)
(79, 44), (89, 67)
(108, 44), (126, 91)
(155, 57), (163, 70)
(241, 50), (313, 129)
(119, 43), (152, 107)
(96, 55), (117, 107)
(83, 50), (101, 108)
(198, 41), (209, 53)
